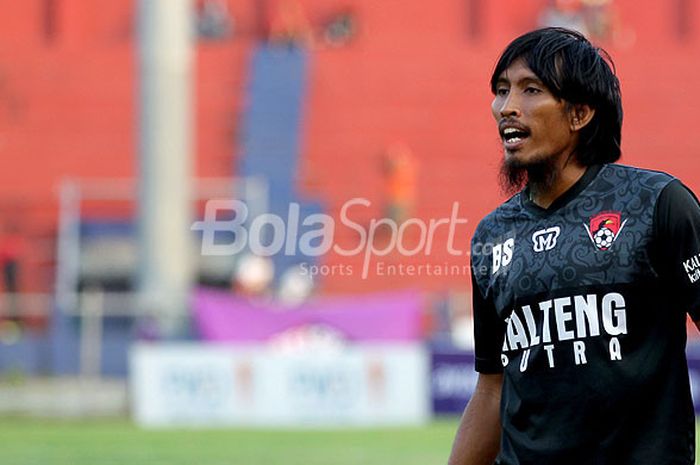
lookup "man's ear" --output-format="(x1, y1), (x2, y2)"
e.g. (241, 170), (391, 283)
(569, 104), (595, 132)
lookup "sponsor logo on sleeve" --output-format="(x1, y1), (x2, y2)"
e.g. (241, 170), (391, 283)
(683, 253), (700, 284)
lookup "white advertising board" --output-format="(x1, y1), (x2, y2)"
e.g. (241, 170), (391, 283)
(129, 343), (430, 427)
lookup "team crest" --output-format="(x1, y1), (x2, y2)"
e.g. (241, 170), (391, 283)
(584, 212), (627, 251)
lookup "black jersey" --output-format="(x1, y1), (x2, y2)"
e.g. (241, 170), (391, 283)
(471, 163), (700, 465)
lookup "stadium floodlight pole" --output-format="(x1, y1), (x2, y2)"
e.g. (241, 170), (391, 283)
(137, 0), (195, 338)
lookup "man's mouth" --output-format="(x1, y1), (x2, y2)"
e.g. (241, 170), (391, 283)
(500, 125), (530, 150)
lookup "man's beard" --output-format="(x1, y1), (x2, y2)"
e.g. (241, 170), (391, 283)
(499, 154), (559, 197)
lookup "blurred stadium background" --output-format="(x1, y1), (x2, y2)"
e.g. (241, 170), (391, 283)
(1, 0), (700, 463)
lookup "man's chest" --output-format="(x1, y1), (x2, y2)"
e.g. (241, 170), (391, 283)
(486, 207), (656, 316)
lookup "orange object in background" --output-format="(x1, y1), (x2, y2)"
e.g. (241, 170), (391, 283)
(381, 142), (418, 225)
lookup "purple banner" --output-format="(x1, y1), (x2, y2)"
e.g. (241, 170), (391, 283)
(431, 350), (477, 415)
(432, 347), (700, 415)
(686, 348), (700, 414)
(192, 288), (425, 342)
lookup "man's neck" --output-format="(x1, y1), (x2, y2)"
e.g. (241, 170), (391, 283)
(529, 158), (587, 209)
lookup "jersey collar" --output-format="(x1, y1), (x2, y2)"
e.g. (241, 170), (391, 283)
(521, 164), (605, 216)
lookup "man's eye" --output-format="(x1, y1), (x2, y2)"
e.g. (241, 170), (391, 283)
(525, 87), (542, 94)
(496, 88), (509, 96)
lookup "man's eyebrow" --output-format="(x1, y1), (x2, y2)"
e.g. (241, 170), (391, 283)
(519, 76), (545, 86)
(495, 75), (544, 86)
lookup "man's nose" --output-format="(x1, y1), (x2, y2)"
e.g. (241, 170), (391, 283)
(499, 93), (521, 118)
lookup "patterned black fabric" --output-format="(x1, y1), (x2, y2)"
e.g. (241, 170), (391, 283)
(471, 163), (700, 465)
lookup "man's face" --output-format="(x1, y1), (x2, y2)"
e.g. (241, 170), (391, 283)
(491, 59), (578, 169)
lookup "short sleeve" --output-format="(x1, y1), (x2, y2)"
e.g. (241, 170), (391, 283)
(651, 180), (700, 320)
(471, 264), (506, 374)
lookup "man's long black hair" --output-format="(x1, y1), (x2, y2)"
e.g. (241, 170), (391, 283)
(491, 27), (623, 165)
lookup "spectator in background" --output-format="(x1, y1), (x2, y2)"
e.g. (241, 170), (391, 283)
(541, 0), (618, 41)
(277, 264), (314, 307)
(322, 9), (358, 48)
(197, 0), (233, 41)
(231, 253), (274, 299)
(0, 221), (25, 321)
(268, 0), (314, 48)
(381, 142), (418, 225)
(582, 0), (616, 40)
(539, 0), (589, 37)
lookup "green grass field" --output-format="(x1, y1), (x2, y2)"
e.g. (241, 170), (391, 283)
(0, 418), (459, 465)
(2, 419), (700, 465)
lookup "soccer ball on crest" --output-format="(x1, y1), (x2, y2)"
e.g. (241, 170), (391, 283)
(594, 227), (615, 249)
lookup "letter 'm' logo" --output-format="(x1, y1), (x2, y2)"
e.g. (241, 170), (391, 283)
(532, 227), (561, 252)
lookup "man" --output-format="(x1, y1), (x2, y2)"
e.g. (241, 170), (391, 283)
(448, 27), (700, 465)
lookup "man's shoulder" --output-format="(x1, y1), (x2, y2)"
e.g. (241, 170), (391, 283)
(472, 193), (522, 243)
(601, 163), (676, 186)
